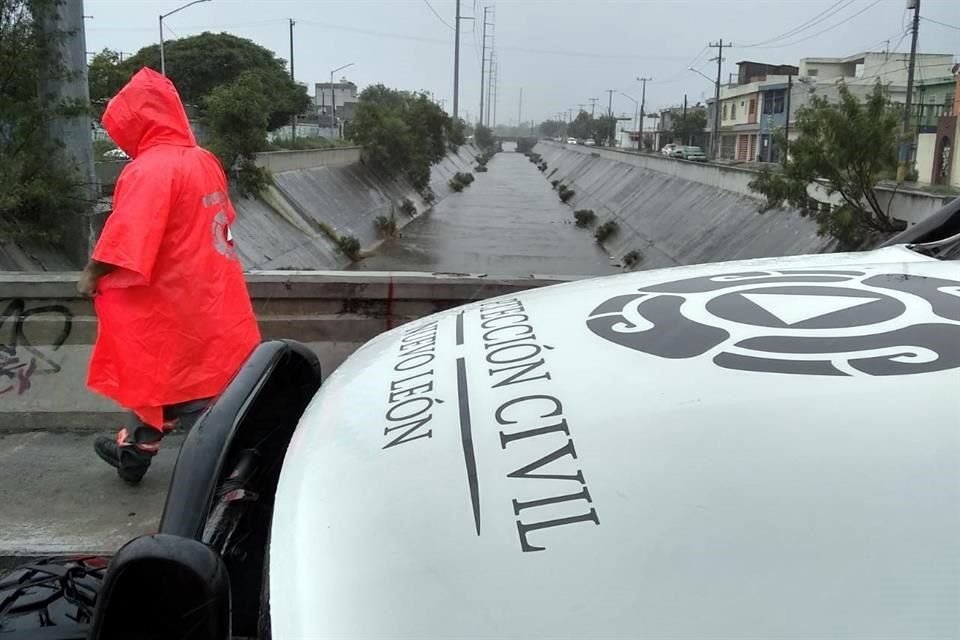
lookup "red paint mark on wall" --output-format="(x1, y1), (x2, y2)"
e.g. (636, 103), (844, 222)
(386, 277), (395, 330)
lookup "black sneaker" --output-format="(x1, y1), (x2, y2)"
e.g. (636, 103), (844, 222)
(93, 429), (159, 484)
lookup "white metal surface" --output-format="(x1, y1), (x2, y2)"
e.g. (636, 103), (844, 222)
(271, 246), (960, 639)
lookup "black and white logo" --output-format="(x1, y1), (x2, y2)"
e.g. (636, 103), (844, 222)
(586, 270), (960, 376)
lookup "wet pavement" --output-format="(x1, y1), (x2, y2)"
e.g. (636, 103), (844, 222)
(350, 149), (619, 277)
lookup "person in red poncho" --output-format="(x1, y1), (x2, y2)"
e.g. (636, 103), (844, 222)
(79, 68), (261, 483)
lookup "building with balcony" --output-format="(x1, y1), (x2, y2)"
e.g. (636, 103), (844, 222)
(705, 61), (797, 162)
(706, 52), (957, 166)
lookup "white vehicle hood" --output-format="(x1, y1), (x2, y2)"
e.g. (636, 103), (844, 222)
(270, 246), (960, 639)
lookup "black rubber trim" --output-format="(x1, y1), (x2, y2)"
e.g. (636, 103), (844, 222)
(88, 534), (230, 640)
(159, 339), (322, 541)
(882, 195), (960, 247)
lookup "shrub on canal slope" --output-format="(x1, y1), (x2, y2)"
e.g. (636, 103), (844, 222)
(399, 197), (417, 216)
(338, 234), (361, 260)
(558, 184), (575, 203)
(574, 209), (596, 227)
(622, 249), (643, 268)
(594, 220), (619, 243)
(374, 214), (397, 237)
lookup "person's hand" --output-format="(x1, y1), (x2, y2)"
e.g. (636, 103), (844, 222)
(77, 270), (97, 297)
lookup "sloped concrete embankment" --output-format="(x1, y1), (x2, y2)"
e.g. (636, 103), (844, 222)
(535, 143), (836, 270)
(233, 145), (480, 270)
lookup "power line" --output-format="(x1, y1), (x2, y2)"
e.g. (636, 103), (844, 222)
(920, 16), (960, 31)
(739, 0), (857, 48)
(87, 18), (287, 32)
(653, 45), (710, 85)
(297, 19), (451, 45)
(743, 0), (883, 50)
(422, 0), (455, 30)
(858, 60), (954, 84)
(495, 44), (690, 60)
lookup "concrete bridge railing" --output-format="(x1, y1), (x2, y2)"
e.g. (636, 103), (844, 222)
(0, 271), (568, 432)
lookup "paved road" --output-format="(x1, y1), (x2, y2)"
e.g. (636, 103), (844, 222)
(0, 432), (179, 559)
(351, 150), (619, 277)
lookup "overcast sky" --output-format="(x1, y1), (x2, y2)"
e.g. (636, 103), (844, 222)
(85, 0), (959, 124)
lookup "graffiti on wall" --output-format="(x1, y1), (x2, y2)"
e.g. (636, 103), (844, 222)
(0, 300), (73, 396)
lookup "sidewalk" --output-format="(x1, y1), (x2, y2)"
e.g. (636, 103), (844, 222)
(0, 432), (181, 558)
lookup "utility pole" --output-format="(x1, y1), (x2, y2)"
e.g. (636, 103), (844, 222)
(39, 0), (97, 264)
(708, 38), (726, 160)
(783, 74), (792, 166)
(518, 88), (523, 132)
(606, 89), (615, 146)
(683, 94), (688, 144)
(492, 58), (498, 128)
(479, 6), (489, 127)
(637, 76), (651, 152)
(897, 0), (921, 183)
(453, 0), (460, 120)
(589, 97), (599, 118)
(289, 18), (296, 144)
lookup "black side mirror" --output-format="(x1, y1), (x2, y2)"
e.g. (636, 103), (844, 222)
(87, 534), (230, 640)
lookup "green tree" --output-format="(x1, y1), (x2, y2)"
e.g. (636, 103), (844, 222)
(447, 118), (466, 147)
(567, 111), (592, 140)
(593, 115), (617, 145)
(537, 119), (563, 138)
(97, 32), (309, 130)
(204, 70), (273, 196)
(473, 123), (494, 151)
(87, 48), (127, 115)
(671, 108), (707, 145)
(748, 83), (901, 249)
(347, 84), (461, 191)
(1, 0), (91, 240)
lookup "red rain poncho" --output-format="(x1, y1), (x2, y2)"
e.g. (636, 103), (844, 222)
(87, 68), (260, 428)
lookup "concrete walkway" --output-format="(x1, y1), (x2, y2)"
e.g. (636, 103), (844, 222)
(351, 150), (619, 276)
(0, 432), (180, 558)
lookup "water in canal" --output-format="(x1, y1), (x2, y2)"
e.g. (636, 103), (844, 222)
(350, 148), (619, 277)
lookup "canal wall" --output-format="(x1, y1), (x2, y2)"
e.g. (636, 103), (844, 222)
(536, 142), (954, 269)
(231, 144), (481, 270)
(535, 142), (835, 269)
(0, 271), (567, 433)
(1, 145), (483, 272)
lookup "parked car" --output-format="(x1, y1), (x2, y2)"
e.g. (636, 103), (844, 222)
(660, 143), (678, 156)
(2, 202), (960, 639)
(101, 148), (129, 160)
(677, 145), (707, 161)
(584, 139), (596, 147)
(566, 137), (578, 145)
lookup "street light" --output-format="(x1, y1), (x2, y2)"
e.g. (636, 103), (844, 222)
(688, 67), (714, 84)
(619, 92), (638, 148)
(159, 0), (211, 76)
(330, 63), (355, 138)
